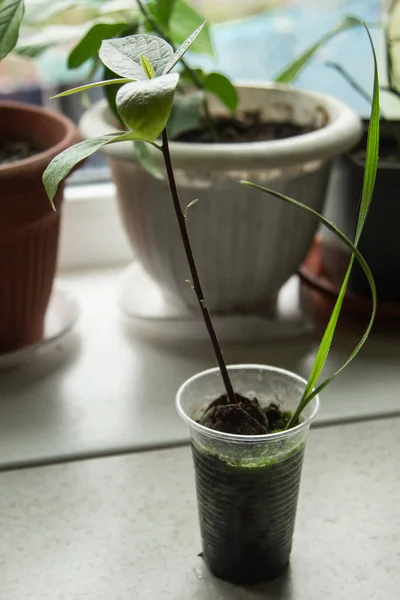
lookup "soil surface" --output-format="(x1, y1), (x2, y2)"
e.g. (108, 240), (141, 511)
(0, 140), (39, 165)
(177, 113), (316, 144)
(199, 393), (295, 435)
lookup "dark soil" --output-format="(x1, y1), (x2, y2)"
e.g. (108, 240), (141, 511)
(177, 113), (316, 144)
(199, 393), (295, 435)
(0, 140), (39, 165)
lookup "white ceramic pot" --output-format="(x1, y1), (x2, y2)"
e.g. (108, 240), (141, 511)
(80, 83), (361, 315)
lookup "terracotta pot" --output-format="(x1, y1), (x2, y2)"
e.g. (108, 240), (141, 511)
(0, 101), (78, 353)
(299, 237), (400, 328)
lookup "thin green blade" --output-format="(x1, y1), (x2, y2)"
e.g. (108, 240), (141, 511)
(50, 78), (134, 99)
(244, 20), (379, 427)
(274, 16), (360, 84)
(163, 21), (205, 74)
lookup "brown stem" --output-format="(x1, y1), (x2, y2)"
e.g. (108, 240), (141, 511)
(161, 129), (235, 403)
(136, 0), (218, 141)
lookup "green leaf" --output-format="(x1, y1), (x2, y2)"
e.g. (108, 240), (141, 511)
(169, 0), (214, 57)
(100, 24), (142, 121)
(163, 21), (205, 74)
(14, 41), (53, 58)
(68, 22), (126, 69)
(103, 65), (124, 121)
(116, 72), (179, 142)
(140, 54), (155, 78)
(150, 0), (176, 26)
(0, 0), (24, 60)
(43, 132), (138, 206)
(50, 78), (134, 99)
(247, 20), (379, 427)
(274, 15), (361, 84)
(167, 90), (204, 139)
(325, 61), (373, 105)
(99, 34), (173, 79)
(203, 72), (238, 113)
(134, 140), (164, 180)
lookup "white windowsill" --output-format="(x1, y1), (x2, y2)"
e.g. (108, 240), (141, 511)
(58, 181), (133, 271)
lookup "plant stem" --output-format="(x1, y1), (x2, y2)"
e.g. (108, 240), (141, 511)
(136, 0), (218, 141)
(161, 129), (235, 403)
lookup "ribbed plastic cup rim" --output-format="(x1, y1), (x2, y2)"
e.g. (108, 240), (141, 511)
(176, 364), (320, 443)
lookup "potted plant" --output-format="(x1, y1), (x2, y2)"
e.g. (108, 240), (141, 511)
(48, 0), (362, 315)
(43, 20), (378, 583)
(0, 0), (78, 353)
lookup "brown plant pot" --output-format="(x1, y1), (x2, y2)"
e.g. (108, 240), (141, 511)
(0, 101), (78, 354)
(299, 237), (400, 329)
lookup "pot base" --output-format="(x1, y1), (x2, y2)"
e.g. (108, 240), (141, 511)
(119, 262), (312, 343)
(0, 287), (79, 369)
(0, 321), (45, 354)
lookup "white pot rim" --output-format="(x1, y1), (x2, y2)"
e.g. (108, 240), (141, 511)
(176, 363), (320, 442)
(80, 81), (362, 169)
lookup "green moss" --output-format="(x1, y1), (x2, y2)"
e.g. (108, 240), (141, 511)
(270, 410), (296, 433)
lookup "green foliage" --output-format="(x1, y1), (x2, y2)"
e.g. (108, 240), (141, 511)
(103, 65), (124, 120)
(245, 21), (380, 427)
(0, 0), (24, 60)
(203, 72), (238, 113)
(166, 0), (213, 57)
(140, 54), (156, 78)
(167, 90), (204, 139)
(68, 22), (126, 69)
(116, 73), (179, 141)
(275, 16), (360, 84)
(134, 140), (164, 180)
(44, 24), (380, 428)
(43, 29), (199, 197)
(162, 21), (205, 74)
(43, 131), (162, 207)
(50, 77), (135, 98)
(149, 0), (176, 27)
(99, 34), (173, 79)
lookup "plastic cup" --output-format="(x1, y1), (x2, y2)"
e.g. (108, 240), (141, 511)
(176, 364), (319, 585)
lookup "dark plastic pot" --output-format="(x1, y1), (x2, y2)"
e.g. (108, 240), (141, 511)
(0, 101), (79, 353)
(322, 121), (400, 302)
(176, 365), (319, 585)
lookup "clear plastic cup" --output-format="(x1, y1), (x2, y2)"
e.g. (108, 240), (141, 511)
(176, 364), (319, 584)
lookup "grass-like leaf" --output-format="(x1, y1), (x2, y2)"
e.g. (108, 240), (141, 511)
(163, 22), (205, 74)
(274, 15), (360, 84)
(50, 78), (135, 99)
(242, 20), (379, 427)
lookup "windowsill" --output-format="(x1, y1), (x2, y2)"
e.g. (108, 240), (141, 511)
(59, 181), (133, 270)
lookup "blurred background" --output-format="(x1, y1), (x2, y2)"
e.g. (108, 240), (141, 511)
(0, 0), (383, 184)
